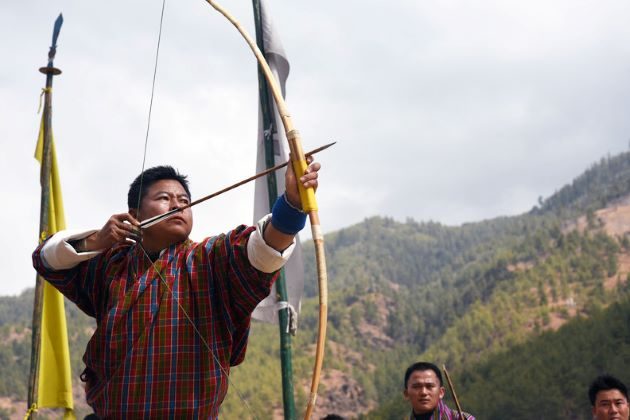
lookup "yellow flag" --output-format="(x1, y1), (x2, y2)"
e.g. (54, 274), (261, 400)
(34, 116), (75, 419)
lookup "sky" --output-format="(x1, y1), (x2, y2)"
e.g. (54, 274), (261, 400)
(2, 0), (630, 296)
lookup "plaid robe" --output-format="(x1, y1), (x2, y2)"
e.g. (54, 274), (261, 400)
(408, 399), (476, 420)
(33, 225), (277, 419)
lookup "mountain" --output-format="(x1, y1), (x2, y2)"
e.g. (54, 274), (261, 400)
(1, 151), (630, 419)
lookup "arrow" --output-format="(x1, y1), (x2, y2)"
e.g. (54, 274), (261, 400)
(140, 141), (335, 229)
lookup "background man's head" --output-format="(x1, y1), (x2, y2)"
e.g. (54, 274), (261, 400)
(403, 362), (445, 415)
(127, 165), (191, 211)
(589, 374), (629, 420)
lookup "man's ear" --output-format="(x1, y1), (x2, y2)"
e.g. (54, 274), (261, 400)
(129, 208), (138, 219)
(439, 386), (445, 400)
(403, 389), (410, 401)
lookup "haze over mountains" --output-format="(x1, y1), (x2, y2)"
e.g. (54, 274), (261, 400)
(1, 151), (630, 419)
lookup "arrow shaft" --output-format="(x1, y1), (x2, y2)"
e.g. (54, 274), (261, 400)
(139, 141), (334, 229)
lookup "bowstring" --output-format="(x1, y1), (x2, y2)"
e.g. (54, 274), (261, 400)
(135, 0), (167, 212)
(133, 1), (259, 418)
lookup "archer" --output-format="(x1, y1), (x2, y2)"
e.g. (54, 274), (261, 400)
(33, 160), (320, 418)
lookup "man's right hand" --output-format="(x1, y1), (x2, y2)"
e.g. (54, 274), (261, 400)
(81, 213), (141, 251)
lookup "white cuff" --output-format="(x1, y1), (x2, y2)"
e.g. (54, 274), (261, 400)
(247, 214), (295, 273)
(41, 229), (102, 270)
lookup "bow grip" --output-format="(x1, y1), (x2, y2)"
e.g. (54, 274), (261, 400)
(287, 130), (318, 212)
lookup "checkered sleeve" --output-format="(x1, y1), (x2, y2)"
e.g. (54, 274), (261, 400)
(32, 237), (109, 318)
(200, 225), (278, 365)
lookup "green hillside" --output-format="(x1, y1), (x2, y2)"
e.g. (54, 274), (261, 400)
(537, 152), (630, 217)
(363, 298), (630, 419)
(459, 299), (630, 419)
(2, 151), (630, 419)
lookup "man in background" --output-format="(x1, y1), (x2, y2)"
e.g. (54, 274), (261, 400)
(403, 362), (475, 420)
(589, 374), (629, 420)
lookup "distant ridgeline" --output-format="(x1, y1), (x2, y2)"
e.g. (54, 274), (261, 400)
(299, 150), (630, 419)
(1, 151), (630, 419)
(536, 150), (630, 216)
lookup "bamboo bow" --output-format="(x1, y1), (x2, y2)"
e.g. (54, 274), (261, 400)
(202, 1), (329, 418)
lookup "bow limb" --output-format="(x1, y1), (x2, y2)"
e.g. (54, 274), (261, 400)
(443, 365), (466, 419)
(203, 1), (328, 418)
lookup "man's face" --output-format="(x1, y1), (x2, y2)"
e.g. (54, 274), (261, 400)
(136, 179), (193, 247)
(403, 369), (445, 414)
(593, 389), (630, 420)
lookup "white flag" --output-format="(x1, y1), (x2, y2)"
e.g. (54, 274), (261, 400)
(252, 0), (304, 328)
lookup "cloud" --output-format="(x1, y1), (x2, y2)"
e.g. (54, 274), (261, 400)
(2, 0), (630, 294)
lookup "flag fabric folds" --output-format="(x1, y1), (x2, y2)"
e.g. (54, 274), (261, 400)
(252, 1), (305, 326)
(34, 116), (75, 419)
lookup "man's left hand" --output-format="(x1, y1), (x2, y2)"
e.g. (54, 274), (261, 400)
(285, 156), (320, 209)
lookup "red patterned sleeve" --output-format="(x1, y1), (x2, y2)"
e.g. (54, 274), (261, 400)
(198, 225), (279, 365)
(32, 239), (113, 319)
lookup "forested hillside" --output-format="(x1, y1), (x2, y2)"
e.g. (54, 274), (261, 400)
(364, 298), (630, 419)
(0, 291), (95, 418)
(1, 151), (630, 419)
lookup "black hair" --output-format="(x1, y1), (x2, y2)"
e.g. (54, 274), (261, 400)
(589, 374), (629, 406)
(127, 165), (191, 209)
(404, 362), (443, 389)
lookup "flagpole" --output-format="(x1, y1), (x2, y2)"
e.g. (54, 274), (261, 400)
(252, 1), (297, 418)
(28, 14), (63, 415)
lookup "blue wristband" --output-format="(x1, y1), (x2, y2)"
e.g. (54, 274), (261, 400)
(271, 194), (307, 235)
